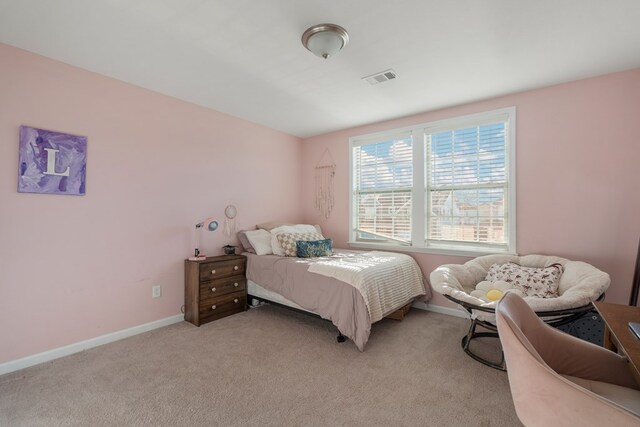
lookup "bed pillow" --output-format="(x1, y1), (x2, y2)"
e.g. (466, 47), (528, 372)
(270, 224), (320, 256)
(296, 239), (333, 258)
(485, 262), (563, 298)
(277, 232), (324, 257)
(237, 230), (256, 254)
(243, 229), (273, 256)
(270, 225), (300, 256)
(258, 222), (323, 234)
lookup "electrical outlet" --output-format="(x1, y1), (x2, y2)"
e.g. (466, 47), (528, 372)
(152, 285), (161, 298)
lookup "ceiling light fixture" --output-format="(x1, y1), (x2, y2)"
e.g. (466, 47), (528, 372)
(301, 23), (349, 59)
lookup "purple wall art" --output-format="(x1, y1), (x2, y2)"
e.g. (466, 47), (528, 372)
(18, 126), (87, 196)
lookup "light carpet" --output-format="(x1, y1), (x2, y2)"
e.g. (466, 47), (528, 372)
(0, 305), (520, 426)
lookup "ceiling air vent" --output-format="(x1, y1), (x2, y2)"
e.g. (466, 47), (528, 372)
(362, 69), (398, 85)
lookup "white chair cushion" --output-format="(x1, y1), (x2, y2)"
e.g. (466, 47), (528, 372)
(430, 254), (610, 313)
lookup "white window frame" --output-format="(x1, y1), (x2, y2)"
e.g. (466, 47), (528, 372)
(349, 107), (516, 256)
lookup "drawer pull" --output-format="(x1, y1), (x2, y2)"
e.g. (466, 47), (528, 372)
(234, 266), (239, 271)
(211, 305), (217, 310)
(210, 287), (216, 293)
(234, 282), (239, 287)
(234, 298), (238, 303)
(211, 269), (216, 275)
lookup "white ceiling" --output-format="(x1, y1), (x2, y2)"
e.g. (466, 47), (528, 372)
(1, 0), (639, 138)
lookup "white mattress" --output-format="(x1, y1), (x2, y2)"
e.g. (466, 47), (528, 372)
(247, 280), (316, 314)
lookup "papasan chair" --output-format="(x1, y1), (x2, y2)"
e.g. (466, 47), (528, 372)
(430, 254), (609, 370)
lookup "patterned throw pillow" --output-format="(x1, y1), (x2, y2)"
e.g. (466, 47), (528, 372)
(276, 232), (324, 257)
(296, 239), (333, 258)
(485, 262), (563, 298)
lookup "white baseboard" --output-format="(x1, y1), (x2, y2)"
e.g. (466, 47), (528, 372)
(412, 301), (470, 319)
(0, 314), (184, 376)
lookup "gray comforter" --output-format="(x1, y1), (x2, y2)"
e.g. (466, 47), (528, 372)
(245, 250), (427, 350)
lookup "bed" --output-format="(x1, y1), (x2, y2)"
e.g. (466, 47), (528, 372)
(244, 249), (428, 350)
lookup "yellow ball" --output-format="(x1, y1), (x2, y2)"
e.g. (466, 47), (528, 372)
(486, 289), (503, 301)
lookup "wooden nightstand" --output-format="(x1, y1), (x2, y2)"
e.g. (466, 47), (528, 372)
(184, 254), (247, 326)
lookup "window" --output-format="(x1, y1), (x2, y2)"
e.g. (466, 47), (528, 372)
(350, 107), (516, 255)
(352, 134), (413, 244)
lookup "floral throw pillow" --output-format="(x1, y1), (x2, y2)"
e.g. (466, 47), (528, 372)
(276, 232), (324, 257)
(296, 239), (333, 258)
(485, 262), (563, 298)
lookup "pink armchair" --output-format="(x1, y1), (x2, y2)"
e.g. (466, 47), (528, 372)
(496, 292), (640, 426)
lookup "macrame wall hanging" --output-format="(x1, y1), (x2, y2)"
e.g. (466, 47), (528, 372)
(315, 148), (336, 219)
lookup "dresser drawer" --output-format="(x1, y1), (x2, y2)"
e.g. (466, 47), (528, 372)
(199, 258), (246, 281)
(199, 302), (245, 324)
(199, 291), (246, 319)
(200, 277), (246, 302)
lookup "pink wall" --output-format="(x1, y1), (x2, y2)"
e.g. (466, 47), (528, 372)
(301, 69), (640, 309)
(2, 41), (638, 365)
(0, 44), (303, 364)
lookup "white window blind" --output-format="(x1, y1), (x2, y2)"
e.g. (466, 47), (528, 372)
(352, 135), (413, 244)
(426, 121), (510, 249)
(349, 107), (515, 255)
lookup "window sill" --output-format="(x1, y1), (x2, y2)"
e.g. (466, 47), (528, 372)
(347, 241), (516, 257)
